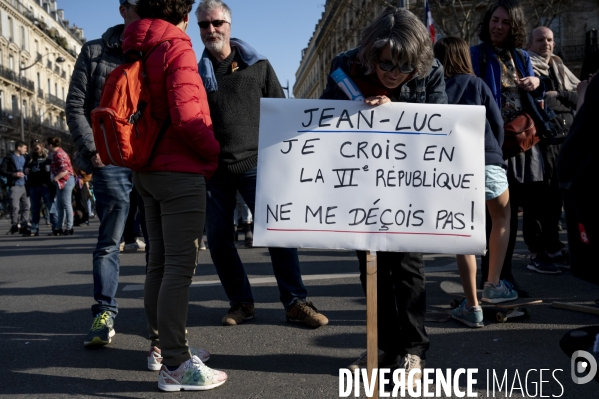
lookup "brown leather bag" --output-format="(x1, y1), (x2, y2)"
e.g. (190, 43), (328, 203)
(502, 113), (539, 159)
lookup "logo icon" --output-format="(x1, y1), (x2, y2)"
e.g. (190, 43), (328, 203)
(571, 350), (597, 384)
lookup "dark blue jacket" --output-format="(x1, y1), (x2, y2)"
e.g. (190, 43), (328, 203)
(320, 47), (448, 105)
(470, 43), (555, 183)
(445, 74), (505, 167)
(470, 44), (544, 107)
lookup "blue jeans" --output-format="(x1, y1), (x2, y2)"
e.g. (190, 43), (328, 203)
(29, 185), (57, 229)
(91, 165), (132, 317)
(55, 176), (75, 230)
(206, 166), (307, 310)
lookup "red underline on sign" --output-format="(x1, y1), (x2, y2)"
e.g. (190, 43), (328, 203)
(266, 228), (471, 238)
(297, 130), (448, 136)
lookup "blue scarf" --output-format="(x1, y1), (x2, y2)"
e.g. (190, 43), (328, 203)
(199, 38), (267, 93)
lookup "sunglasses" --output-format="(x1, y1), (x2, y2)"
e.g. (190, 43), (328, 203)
(198, 20), (230, 29)
(377, 60), (415, 74)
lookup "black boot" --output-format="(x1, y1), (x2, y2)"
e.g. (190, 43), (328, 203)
(244, 223), (253, 248)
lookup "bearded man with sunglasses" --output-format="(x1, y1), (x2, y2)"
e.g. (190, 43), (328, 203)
(320, 8), (447, 387)
(195, 0), (328, 328)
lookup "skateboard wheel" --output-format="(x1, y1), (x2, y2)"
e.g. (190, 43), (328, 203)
(522, 307), (531, 318)
(450, 299), (461, 309)
(496, 312), (507, 323)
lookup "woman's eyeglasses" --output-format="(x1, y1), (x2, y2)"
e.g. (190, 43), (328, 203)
(377, 60), (415, 74)
(198, 20), (230, 29)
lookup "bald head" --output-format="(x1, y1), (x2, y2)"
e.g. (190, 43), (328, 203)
(528, 26), (554, 61)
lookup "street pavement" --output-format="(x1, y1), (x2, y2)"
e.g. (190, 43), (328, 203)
(1, 217), (598, 398)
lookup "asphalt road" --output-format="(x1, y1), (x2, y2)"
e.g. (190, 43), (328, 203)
(1, 217), (598, 398)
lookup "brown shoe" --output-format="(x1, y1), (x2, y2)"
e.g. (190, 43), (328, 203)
(221, 303), (255, 326)
(286, 301), (328, 328)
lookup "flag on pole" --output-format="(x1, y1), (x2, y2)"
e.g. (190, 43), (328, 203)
(425, 0), (436, 43)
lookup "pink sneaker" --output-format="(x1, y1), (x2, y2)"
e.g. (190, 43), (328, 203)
(158, 355), (227, 391)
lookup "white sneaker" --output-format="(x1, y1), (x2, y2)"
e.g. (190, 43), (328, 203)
(124, 239), (146, 253)
(148, 346), (210, 371)
(158, 355), (227, 391)
(400, 354), (425, 388)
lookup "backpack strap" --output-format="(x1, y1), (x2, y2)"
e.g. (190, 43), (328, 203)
(514, 49), (528, 78)
(146, 116), (171, 167)
(124, 39), (173, 168)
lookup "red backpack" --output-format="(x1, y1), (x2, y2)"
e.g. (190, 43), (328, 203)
(91, 42), (169, 170)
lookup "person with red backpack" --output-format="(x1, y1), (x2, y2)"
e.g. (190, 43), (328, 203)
(122, 0), (224, 391)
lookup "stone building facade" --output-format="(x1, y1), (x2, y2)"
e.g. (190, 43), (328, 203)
(0, 0), (84, 157)
(294, 0), (599, 99)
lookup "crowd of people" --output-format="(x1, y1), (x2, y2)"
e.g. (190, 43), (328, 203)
(1, 0), (595, 392)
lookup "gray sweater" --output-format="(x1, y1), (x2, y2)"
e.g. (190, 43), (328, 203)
(207, 49), (284, 174)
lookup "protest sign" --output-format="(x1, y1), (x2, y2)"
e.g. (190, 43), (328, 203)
(254, 98), (486, 255)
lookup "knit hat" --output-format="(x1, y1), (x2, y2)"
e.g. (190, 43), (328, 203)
(119, 0), (138, 5)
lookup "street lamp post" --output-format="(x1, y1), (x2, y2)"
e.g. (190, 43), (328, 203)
(19, 52), (65, 142)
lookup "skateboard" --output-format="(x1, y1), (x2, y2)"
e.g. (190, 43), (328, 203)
(552, 302), (599, 315)
(440, 280), (542, 323)
(425, 309), (452, 322)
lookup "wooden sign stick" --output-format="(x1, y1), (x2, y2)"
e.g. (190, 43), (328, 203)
(366, 250), (378, 399)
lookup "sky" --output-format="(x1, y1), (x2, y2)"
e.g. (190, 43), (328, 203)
(56, 0), (327, 97)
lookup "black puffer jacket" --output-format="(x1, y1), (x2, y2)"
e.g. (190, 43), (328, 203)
(66, 24), (125, 171)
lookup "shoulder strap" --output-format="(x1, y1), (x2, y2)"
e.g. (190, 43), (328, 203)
(514, 49), (527, 76)
(478, 44), (488, 80)
(124, 39), (170, 63)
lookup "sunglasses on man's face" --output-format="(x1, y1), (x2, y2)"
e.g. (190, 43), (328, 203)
(377, 60), (415, 74)
(198, 20), (230, 29)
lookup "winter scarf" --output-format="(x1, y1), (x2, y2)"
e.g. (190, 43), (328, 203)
(528, 51), (579, 91)
(199, 38), (266, 93)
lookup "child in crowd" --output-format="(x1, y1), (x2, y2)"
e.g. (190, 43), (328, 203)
(434, 37), (518, 328)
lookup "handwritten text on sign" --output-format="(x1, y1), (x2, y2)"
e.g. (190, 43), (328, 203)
(254, 99), (486, 254)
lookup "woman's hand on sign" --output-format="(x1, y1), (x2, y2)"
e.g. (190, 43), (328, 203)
(364, 95), (391, 106)
(518, 76), (540, 92)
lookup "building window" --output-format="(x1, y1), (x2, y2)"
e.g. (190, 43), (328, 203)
(9, 55), (14, 71)
(12, 95), (18, 116)
(47, 78), (51, 95)
(37, 72), (41, 91)
(0, 91), (4, 112)
(8, 17), (14, 42)
(20, 26), (26, 51)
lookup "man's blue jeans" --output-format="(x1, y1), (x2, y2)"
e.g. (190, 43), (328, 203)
(29, 185), (56, 229)
(91, 165), (132, 317)
(206, 166), (307, 310)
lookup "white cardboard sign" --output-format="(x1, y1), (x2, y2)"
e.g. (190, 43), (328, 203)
(254, 98), (487, 255)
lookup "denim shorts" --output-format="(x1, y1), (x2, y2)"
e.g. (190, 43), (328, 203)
(485, 164), (509, 200)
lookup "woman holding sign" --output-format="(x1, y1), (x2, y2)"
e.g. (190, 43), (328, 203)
(320, 7), (447, 388)
(434, 37), (518, 328)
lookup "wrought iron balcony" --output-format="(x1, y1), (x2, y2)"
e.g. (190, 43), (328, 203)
(46, 93), (66, 109)
(0, 65), (35, 91)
